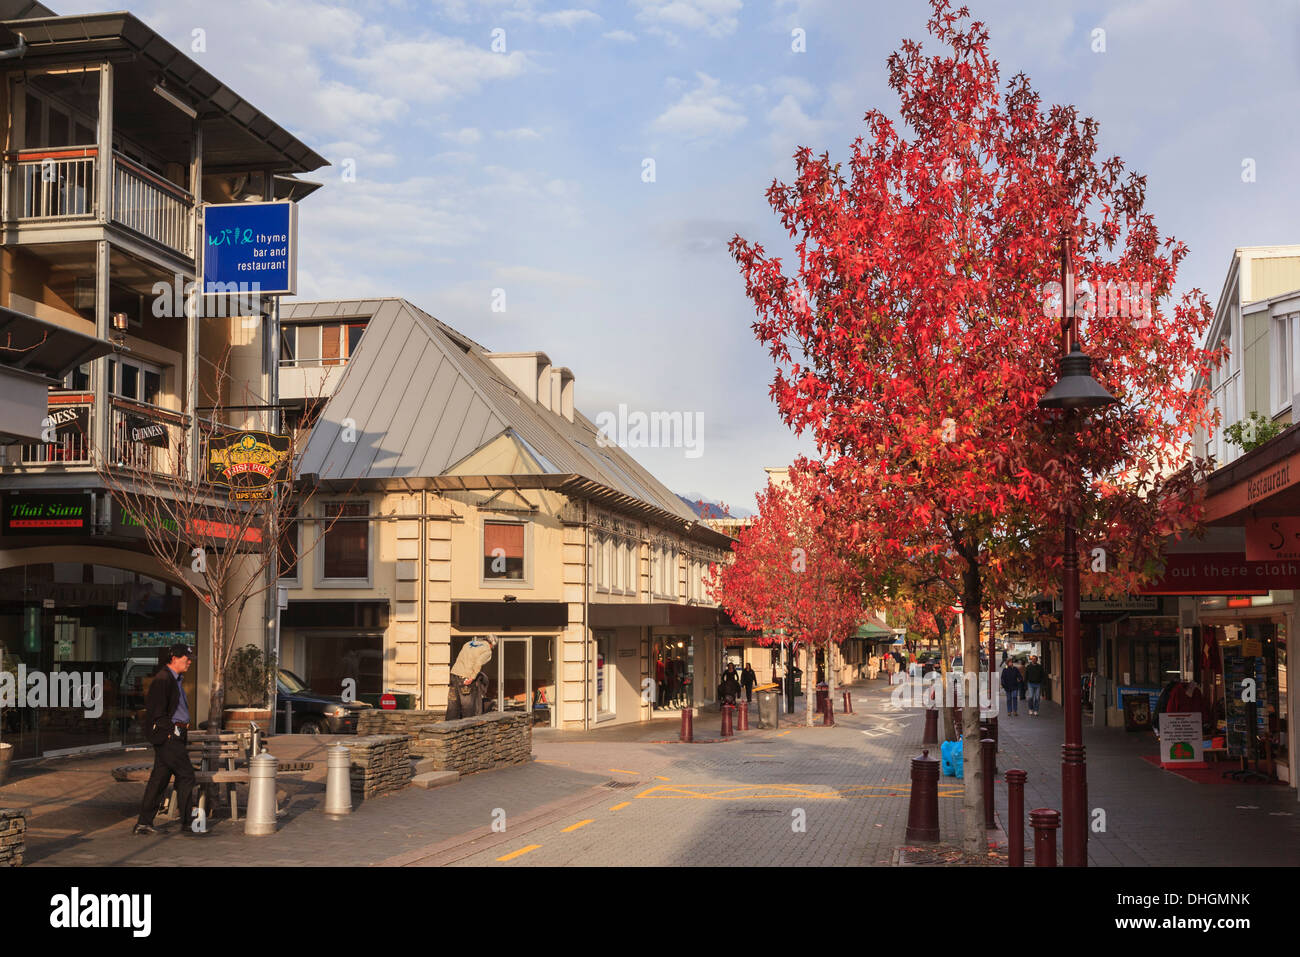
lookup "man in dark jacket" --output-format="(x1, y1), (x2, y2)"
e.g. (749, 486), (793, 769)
(1024, 655), (1046, 716)
(740, 664), (757, 702)
(135, 644), (201, 836)
(1000, 659), (1024, 716)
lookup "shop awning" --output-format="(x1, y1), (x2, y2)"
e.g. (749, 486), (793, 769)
(856, 622), (895, 640)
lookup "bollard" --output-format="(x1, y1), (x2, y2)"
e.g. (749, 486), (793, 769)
(721, 703), (734, 738)
(822, 697), (835, 726)
(736, 700), (749, 731)
(244, 751), (279, 836)
(981, 738), (996, 828)
(905, 750), (941, 843)
(285, 700), (293, 734)
(1006, 770), (1027, 867)
(250, 723), (263, 757)
(843, 691), (853, 714)
(1030, 808), (1060, 867)
(680, 708), (694, 743)
(922, 708), (939, 745)
(323, 744), (353, 818)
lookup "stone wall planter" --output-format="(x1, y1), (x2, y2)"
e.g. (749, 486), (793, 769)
(0, 742), (12, 788)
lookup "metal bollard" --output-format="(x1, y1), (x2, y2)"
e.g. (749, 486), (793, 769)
(736, 701), (749, 731)
(981, 738), (996, 828)
(285, 700), (293, 734)
(250, 722), (263, 756)
(905, 750), (940, 843)
(721, 703), (734, 738)
(922, 708), (939, 745)
(323, 744), (352, 818)
(1030, 808), (1060, 867)
(843, 691), (853, 714)
(680, 708), (693, 742)
(822, 697), (835, 726)
(244, 752), (279, 836)
(1006, 769), (1027, 867)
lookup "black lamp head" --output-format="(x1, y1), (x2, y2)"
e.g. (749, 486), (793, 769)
(1038, 346), (1116, 411)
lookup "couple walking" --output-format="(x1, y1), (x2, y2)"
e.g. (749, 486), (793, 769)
(1001, 655), (1045, 716)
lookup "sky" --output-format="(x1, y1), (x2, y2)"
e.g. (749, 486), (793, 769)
(70, 0), (1300, 514)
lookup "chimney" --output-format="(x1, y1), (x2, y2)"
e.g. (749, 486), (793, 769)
(556, 367), (574, 422)
(485, 351), (552, 405)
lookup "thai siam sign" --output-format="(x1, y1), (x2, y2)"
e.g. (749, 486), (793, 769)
(890, 670), (997, 714)
(0, 667), (105, 718)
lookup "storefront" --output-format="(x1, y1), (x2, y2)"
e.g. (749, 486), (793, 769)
(449, 634), (557, 727)
(0, 561), (198, 758)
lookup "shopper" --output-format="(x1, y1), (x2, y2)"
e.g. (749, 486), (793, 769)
(1000, 659), (1023, 716)
(134, 643), (200, 837)
(740, 663), (757, 703)
(719, 667), (741, 706)
(1024, 655), (1045, 715)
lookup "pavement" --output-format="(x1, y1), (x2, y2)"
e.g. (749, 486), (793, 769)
(2, 679), (1297, 866)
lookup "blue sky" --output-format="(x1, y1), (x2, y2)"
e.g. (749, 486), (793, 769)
(74, 0), (1300, 512)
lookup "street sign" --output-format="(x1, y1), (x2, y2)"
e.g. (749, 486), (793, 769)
(202, 201), (298, 296)
(380, 693), (396, 711)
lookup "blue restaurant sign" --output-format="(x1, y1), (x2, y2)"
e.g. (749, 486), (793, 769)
(202, 201), (298, 296)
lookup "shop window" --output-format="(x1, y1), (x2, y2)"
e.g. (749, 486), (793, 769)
(483, 521), (526, 582)
(277, 519), (300, 585)
(320, 501), (369, 582)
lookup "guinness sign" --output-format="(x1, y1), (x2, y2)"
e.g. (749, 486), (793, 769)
(127, 415), (169, 447)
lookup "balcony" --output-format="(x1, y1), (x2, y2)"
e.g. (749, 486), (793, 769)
(12, 392), (93, 467)
(4, 148), (195, 259)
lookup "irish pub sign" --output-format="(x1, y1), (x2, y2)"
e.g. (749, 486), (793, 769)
(206, 431), (291, 501)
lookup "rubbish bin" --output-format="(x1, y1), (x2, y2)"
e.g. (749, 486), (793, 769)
(756, 684), (779, 729)
(815, 681), (829, 715)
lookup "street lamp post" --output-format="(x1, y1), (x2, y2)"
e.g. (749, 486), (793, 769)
(1037, 240), (1116, 867)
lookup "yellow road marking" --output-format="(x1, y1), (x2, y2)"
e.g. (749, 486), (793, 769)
(610, 802), (630, 811)
(632, 783), (964, 801)
(562, 819), (594, 832)
(497, 844), (542, 861)
(609, 768), (639, 775)
(655, 775), (670, 781)
(775, 731), (792, 737)
(535, 760), (569, 766)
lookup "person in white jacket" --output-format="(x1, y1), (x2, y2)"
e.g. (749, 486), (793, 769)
(447, 635), (496, 719)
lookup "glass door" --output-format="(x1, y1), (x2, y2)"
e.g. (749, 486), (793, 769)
(500, 638), (528, 714)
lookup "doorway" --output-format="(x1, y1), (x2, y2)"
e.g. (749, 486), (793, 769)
(452, 635), (555, 727)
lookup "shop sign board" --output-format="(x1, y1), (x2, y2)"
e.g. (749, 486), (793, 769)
(1245, 516), (1300, 562)
(130, 631), (196, 649)
(126, 414), (169, 447)
(1136, 553), (1294, 595)
(112, 503), (263, 547)
(1053, 595), (1159, 613)
(1159, 712), (1204, 765)
(206, 430), (292, 501)
(2, 493), (92, 534)
(202, 201), (297, 296)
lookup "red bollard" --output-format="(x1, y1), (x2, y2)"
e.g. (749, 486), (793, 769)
(905, 750), (940, 843)
(843, 691), (853, 714)
(1006, 770), (1027, 867)
(922, 708), (939, 745)
(737, 701), (749, 731)
(1030, 808), (1060, 867)
(822, 697), (835, 726)
(721, 703), (734, 737)
(680, 708), (693, 743)
(981, 738), (996, 828)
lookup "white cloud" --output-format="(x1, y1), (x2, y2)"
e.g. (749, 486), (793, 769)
(651, 73), (747, 140)
(633, 0), (743, 40)
(443, 127), (483, 145)
(765, 93), (828, 154)
(493, 264), (598, 287)
(770, 75), (818, 104)
(494, 127), (545, 140)
(537, 9), (602, 28)
(602, 29), (638, 42)
(339, 37), (530, 105)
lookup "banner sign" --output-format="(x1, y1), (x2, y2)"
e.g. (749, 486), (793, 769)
(43, 404), (88, 440)
(130, 630), (196, 649)
(1137, 553), (1294, 595)
(206, 431), (291, 501)
(3, 493), (92, 534)
(1053, 595), (1159, 613)
(113, 503), (263, 547)
(202, 201), (297, 296)
(126, 414), (169, 448)
(1245, 516), (1300, 562)
(1159, 712), (1204, 765)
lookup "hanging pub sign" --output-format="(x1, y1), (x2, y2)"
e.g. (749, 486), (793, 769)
(3, 493), (92, 534)
(206, 431), (291, 501)
(126, 414), (169, 447)
(202, 201), (297, 297)
(42, 404), (88, 440)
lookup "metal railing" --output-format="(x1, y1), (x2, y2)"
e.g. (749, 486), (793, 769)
(110, 398), (189, 477)
(9, 148), (97, 219)
(111, 152), (194, 256)
(12, 393), (94, 466)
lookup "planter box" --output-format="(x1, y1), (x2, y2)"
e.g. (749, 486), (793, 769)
(223, 708), (271, 734)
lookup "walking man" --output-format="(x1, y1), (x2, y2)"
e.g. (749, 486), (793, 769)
(1024, 655), (1045, 715)
(1000, 658), (1023, 716)
(134, 643), (200, 836)
(447, 635), (496, 719)
(740, 663), (757, 703)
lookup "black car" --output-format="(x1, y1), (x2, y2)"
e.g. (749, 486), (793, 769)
(275, 668), (372, 734)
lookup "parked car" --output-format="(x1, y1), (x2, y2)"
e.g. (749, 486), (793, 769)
(275, 668), (372, 734)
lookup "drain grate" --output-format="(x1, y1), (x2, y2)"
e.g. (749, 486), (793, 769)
(603, 780), (638, 789)
(731, 808), (784, 817)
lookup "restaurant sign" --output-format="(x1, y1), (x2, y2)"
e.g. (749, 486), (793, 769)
(2, 493), (92, 535)
(1245, 516), (1300, 562)
(206, 431), (291, 501)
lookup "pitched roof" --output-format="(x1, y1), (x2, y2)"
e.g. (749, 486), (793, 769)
(282, 298), (699, 522)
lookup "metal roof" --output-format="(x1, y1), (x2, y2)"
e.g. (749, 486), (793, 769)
(283, 298), (711, 529)
(0, 306), (113, 382)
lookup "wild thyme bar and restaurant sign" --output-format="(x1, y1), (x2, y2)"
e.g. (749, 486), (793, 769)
(2, 493), (92, 535)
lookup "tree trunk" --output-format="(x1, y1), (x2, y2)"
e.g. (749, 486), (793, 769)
(939, 629), (956, 742)
(827, 640), (837, 703)
(207, 608), (226, 731)
(805, 645), (815, 727)
(961, 563), (986, 856)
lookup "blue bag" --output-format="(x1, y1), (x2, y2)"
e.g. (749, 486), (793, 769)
(940, 737), (964, 778)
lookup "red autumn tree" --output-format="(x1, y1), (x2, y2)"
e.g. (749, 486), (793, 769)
(729, 1), (1223, 852)
(711, 466), (865, 727)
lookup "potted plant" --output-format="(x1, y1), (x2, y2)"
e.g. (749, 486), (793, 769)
(223, 644), (277, 734)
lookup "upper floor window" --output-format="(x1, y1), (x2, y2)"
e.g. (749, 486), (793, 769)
(321, 501), (370, 582)
(1274, 313), (1298, 415)
(280, 321), (366, 368)
(107, 357), (164, 405)
(484, 521), (526, 582)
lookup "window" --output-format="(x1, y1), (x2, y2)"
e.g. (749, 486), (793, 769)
(321, 501), (369, 581)
(277, 519), (300, 585)
(280, 322), (367, 367)
(109, 357), (165, 405)
(1276, 313), (1299, 415)
(62, 363), (90, 392)
(484, 521), (526, 581)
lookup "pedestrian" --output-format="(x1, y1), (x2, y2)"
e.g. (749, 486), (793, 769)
(740, 663), (757, 702)
(1024, 655), (1045, 715)
(134, 643), (201, 837)
(656, 656), (667, 708)
(719, 666), (741, 705)
(447, 635), (496, 719)
(1001, 658), (1023, 716)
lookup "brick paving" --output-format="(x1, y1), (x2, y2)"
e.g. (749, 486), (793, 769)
(2, 679), (1297, 866)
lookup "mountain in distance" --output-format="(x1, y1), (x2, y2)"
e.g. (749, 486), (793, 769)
(676, 492), (753, 519)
